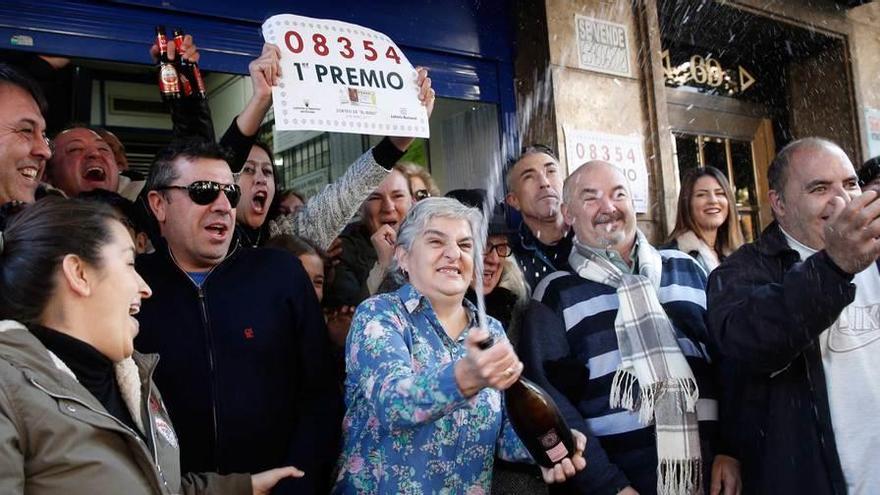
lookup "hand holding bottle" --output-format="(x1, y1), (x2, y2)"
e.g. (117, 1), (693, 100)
(539, 429), (587, 483)
(455, 328), (523, 397)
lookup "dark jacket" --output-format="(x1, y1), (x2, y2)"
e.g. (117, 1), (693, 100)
(707, 221), (854, 495)
(509, 222), (573, 290)
(134, 238), (342, 494)
(324, 222), (377, 308)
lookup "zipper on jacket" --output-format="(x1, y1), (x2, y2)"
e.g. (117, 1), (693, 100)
(167, 243), (238, 472)
(28, 377), (170, 494)
(142, 360), (171, 492)
(197, 285), (222, 471)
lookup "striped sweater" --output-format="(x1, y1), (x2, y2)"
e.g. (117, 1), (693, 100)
(519, 249), (720, 495)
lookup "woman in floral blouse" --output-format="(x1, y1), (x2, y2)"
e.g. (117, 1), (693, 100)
(333, 197), (586, 494)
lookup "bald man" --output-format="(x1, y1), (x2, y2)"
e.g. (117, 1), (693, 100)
(519, 162), (734, 495)
(708, 138), (880, 494)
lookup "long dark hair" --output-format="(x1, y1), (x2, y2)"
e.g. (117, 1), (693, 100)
(668, 166), (744, 257)
(0, 197), (119, 323)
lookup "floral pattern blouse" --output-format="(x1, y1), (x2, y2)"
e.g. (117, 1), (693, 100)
(332, 284), (532, 494)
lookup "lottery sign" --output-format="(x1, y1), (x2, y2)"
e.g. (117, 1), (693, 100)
(261, 14), (429, 138)
(563, 127), (650, 213)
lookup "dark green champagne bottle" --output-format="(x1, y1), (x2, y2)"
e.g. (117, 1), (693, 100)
(478, 337), (576, 468)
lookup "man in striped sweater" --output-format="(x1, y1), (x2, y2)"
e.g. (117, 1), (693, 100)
(518, 161), (738, 495)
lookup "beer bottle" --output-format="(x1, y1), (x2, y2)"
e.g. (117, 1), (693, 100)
(155, 26), (180, 101)
(478, 337), (576, 468)
(173, 28), (207, 99)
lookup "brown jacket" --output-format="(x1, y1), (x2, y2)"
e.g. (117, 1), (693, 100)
(0, 320), (251, 495)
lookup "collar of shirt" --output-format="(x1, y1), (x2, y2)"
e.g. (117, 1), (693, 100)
(779, 226), (818, 262)
(582, 238), (639, 274)
(397, 283), (479, 341)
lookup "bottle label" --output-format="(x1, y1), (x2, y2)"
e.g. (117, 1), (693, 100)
(539, 429), (569, 463)
(159, 64), (179, 93)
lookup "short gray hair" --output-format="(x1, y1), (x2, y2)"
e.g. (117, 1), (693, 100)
(391, 197), (485, 283)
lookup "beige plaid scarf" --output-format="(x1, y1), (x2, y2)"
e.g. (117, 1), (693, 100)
(569, 231), (702, 495)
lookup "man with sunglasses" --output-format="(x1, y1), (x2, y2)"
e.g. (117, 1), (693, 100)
(505, 144), (574, 289)
(135, 140), (339, 495)
(0, 63), (52, 207)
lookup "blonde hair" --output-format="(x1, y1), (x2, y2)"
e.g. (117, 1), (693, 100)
(395, 162), (440, 197)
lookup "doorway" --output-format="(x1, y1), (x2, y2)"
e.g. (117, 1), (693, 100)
(666, 88), (775, 242)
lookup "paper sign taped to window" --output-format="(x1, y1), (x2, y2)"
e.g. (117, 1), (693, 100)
(262, 14), (429, 138)
(563, 127), (650, 213)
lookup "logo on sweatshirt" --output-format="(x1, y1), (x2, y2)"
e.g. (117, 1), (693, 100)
(244, 327), (255, 340)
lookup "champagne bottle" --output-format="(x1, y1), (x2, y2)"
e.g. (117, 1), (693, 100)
(172, 28), (207, 99)
(155, 26), (180, 101)
(478, 337), (576, 468)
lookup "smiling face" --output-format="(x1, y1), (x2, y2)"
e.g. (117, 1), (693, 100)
(771, 145), (859, 250)
(506, 152), (564, 222)
(363, 169), (412, 235)
(236, 145), (276, 229)
(0, 84), (51, 204)
(48, 127), (119, 196)
(149, 157), (236, 272)
(482, 234), (508, 294)
(84, 220), (152, 362)
(398, 216), (475, 303)
(563, 162), (637, 254)
(690, 175), (730, 234)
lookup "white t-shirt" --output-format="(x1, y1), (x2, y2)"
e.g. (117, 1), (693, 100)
(782, 229), (880, 494)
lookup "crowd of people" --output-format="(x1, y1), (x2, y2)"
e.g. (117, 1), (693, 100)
(0, 28), (879, 495)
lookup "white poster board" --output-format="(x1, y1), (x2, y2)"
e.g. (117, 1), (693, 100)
(574, 15), (631, 78)
(261, 14), (429, 138)
(866, 108), (880, 159)
(563, 127), (649, 213)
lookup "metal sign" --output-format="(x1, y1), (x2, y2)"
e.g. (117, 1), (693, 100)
(661, 49), (756, 94)
(575, 15), (631, 77)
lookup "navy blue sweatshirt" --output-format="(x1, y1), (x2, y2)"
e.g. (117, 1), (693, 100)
(134, 238), (341, 494)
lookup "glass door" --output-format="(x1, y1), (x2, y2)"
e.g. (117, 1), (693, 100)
(672, 133), (761, 242)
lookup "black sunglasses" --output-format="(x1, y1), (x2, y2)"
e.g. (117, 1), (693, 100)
(413, 189), (432, 201)
(156, 181), (241, 207)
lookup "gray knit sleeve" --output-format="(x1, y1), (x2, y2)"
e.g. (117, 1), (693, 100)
(269, 149), (390, 250)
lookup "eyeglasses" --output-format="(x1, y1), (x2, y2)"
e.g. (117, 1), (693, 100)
(156, 181), (241, 207)
(485, 242), (512, 258)
(414, 189), (432, 201)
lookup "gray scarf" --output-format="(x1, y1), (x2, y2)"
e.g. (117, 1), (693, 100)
(569, 231), (702, 495)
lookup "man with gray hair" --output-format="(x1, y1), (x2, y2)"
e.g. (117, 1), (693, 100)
(708, 137), (880, 494)
(519, 161), (733, 494)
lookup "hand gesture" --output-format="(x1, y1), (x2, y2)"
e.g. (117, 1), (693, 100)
(150, 34), (199, 64)
(540, 429), (588, 483)
(370, 224), (397, 270)
(710, 454), (742, 495)
(454, 328), (522, 397)
(389, 67), (435, 152)
(249, 43), (282, 102)
(327, 237), (344, 266)
(824, 189), (880, 274)
(251, 466), (304, 495)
